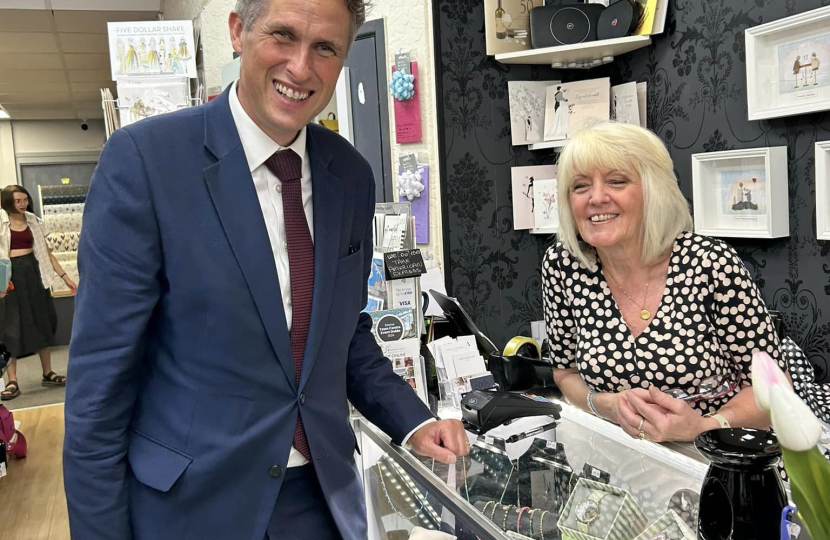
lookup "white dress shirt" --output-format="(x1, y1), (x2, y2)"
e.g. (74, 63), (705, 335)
(229, 80), (433, 467)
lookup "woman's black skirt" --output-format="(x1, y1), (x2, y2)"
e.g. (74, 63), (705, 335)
(0, 253), (57, 358)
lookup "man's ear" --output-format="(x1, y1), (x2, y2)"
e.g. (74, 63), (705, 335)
(229, 12), (244, 55)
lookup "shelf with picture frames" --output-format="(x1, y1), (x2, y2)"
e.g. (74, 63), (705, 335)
(495, 35), (651, 68)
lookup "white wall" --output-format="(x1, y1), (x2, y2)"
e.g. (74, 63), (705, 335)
(164, 0), (234, 97)
(364, 0), (444, 266)
(162, 0), (445, 267)
(0, 122), (16, 188)
(12, 120), (105, 155)
(0, 120), (104, 186)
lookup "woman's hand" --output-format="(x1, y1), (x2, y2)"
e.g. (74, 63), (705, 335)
(63, 275), (78, 295)
(595, 388), (662, 426)
(617, 386), (715, 442)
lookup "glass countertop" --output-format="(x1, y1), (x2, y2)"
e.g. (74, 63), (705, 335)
(357, 399), (710, 540)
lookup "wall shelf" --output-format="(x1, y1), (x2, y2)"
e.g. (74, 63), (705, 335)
(495, 35), (651, 68)
(528, 139), (568, 151)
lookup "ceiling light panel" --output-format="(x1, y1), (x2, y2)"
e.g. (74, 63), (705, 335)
(0, 32), (59, 54)
(0, 54), (62, 70)
(0, 1), (48, 9)
(0, 9), (53, 32)
(50, 0), (160, 11)
(54, 10), (158, 33)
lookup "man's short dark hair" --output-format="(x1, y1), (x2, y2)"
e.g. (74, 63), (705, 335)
(1, 185), (32, 214)
(234, 0), (370, 42)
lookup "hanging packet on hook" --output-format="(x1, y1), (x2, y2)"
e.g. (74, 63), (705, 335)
(394, 52), (411, 75)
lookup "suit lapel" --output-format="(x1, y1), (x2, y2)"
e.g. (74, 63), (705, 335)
(203, 90), (297, 390)
(299, 128), (344, 390)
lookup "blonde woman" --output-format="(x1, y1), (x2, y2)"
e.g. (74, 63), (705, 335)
(542, 122), (788, 442)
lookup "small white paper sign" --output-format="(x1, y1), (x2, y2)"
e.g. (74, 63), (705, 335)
(451, 351), (487, 378)
(389, 278), (417, 310)
(427, 336), (454, 369)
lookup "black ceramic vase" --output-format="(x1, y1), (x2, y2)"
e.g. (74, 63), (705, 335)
(695, 428), (788, 540)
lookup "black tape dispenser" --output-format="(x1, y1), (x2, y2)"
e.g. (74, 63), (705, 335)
(488, 336), (556, 391)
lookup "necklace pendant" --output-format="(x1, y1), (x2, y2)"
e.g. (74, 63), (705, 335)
(640, 309), (651, 320)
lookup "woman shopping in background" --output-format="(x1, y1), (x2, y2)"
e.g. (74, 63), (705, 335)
(542, 122), (789, 443)
(0, 185), (77, 400)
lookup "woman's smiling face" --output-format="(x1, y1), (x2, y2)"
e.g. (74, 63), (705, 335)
(568, 168), (644, 251)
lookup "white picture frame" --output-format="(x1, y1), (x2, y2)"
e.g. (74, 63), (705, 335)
(691, 147), (789, 239)
(746, 5), (830, 121)
(815, 141), (830, 240)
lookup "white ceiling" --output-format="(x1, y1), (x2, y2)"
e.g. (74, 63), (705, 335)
(0, 1), (161, 120)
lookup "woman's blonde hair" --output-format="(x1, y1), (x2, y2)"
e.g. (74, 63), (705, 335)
(556, 122), (692, 267)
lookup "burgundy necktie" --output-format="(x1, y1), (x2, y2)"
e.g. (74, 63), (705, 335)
(265, 149), (313, 461)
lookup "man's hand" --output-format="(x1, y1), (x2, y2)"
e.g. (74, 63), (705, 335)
(618, 386), (714, 442)
(408, 419), (470, 464)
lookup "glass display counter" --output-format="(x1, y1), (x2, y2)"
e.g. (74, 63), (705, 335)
(356, 400), (712, 540)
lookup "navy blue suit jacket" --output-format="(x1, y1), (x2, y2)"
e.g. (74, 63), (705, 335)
(63, 88), (433, 540)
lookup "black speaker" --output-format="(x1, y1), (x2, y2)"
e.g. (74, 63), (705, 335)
(530, 4), (605, 48)
(597, 0), (644, 40)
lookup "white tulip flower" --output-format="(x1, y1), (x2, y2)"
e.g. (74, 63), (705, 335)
(769, 384), (823, 451)
(752, 351), (789, 412)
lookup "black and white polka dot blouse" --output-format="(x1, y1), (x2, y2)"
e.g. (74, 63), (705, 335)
(542, 231), (785, 414)
(781, 337), (830, 424)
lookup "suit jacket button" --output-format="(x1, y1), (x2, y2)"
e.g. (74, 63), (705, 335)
(300, 393), (306, 405)
(268, 465), (282, 478)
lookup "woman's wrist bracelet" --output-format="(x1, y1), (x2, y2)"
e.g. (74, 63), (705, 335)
(587, 389), (606, 420)
(59, 273), (67, 279)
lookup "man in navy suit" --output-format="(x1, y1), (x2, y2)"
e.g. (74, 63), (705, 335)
(63, 1), (468, 538)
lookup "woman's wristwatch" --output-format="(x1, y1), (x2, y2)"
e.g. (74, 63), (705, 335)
(575, 490), (607, 533)
(703, 412), (730, 428)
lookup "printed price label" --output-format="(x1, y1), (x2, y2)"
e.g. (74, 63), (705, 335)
(546, 440), (557, 449)
(484, 436), (494, 445)
(581, 463), (611, 484)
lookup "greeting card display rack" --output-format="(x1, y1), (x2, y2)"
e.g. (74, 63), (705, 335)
(38, 184), (88, 297)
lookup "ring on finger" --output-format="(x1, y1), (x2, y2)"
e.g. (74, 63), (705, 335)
(636, 418), (644, 431)
(638, 429), (646, 440)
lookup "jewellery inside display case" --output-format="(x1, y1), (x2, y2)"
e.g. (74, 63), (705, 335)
(374, 456), (441, 530)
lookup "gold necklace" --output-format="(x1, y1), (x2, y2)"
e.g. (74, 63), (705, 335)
(605, 268), (651, 320)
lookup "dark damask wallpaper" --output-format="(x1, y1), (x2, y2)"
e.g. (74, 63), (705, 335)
(434, 0), (830, 382)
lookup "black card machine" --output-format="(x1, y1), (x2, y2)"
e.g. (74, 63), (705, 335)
(461, 389), (562, 435)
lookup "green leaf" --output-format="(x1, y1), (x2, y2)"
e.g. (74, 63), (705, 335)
(782, 446), (830, 539)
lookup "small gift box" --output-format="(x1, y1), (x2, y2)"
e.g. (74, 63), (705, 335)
(633, 510), (696, 540)
(557, 478), (648, 540)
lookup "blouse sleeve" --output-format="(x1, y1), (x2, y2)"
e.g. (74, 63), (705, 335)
(34, 214), (51, 240)
(542, 243), (579, 369)
(706, 241), (785, 386)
